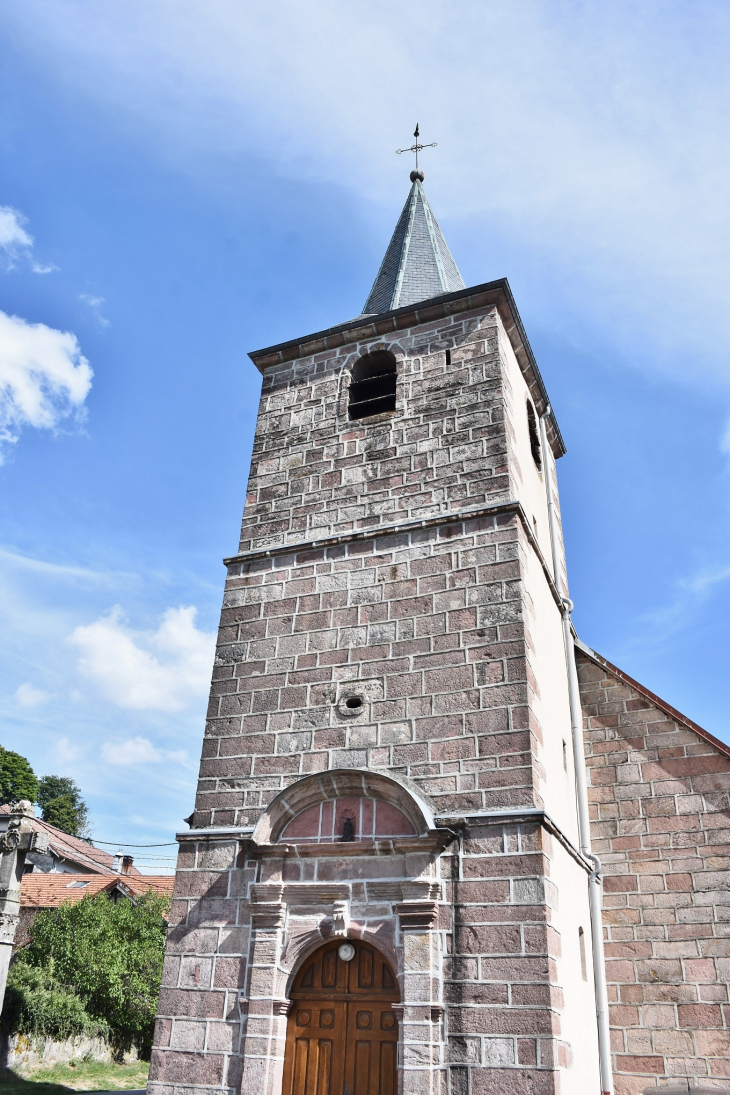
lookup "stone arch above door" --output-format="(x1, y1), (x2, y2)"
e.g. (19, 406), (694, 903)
(252, 768), (436, 845)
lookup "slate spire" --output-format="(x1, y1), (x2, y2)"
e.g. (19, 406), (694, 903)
(362, 172), (465, 315)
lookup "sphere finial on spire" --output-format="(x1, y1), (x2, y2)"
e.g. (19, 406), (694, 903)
(410, 169), (424, 183)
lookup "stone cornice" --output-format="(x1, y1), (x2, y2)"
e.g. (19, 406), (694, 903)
(436, 806), (593, 875)
(248, 830), (454, 859)
(223, 499), (564, 612)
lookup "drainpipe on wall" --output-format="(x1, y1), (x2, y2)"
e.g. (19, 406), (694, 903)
(539, 410), (614, 1095)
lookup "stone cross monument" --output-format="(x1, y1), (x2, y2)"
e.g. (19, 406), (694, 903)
(0, 801), (48, 1008)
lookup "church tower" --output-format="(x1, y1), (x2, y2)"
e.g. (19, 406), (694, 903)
(148, 169), (610, 1095)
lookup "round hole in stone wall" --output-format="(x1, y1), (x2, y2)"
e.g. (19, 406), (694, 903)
(336, 692), (368, 718)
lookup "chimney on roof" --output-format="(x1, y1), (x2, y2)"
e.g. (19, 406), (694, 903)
(121, 855), (133, 875)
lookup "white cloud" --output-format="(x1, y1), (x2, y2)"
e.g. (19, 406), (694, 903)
(6, 1), (730, 389)
(0, 204), (54, 273)
(68, 605), (216, 712)
(55, 735), (82, 763)
(15, 681), (51, 706)
(101, 736), (187, 766)
(101, 736), (160, 765)
(0, 310), (93, 459)
(0, 206), (33, 268)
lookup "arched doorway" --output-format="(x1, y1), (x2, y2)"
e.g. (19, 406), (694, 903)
(282, 940), (400, 1095)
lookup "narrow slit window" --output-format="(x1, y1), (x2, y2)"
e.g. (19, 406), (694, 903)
(348, 350), (396, 420)
(526, 401), (542, 470)
(579, 927), (587, 980)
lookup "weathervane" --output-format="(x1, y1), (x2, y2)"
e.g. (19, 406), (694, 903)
(396, 123), (437, 181)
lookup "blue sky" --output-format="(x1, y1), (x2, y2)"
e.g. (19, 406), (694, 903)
(1, 0), (729, 866)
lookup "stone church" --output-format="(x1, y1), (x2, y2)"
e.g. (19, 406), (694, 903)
(148, 169), (730, 1095)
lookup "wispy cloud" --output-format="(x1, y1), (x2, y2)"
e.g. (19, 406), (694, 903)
(101, 735), (188, 767)
(0, 310), (92, 460)
(631, 558), (730, 648)
(79, 294), (110, 328)
(0, 206), (33, 269)
(0, 204), (54, 273)
(0, 547), (129, 584)
(15, 682), (51, 707)
(68, 605), (215, 712)
(55, 736), (82, 764)
(721, 419), (730, 455)
(678, 564), (730, 597)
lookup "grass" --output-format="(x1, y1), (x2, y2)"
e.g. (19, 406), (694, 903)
(0, 1059), (149, 1093)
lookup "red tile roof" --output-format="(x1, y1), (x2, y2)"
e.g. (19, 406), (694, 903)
(20, 873), (174, 909)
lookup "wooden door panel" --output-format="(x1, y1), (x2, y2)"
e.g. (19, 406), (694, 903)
(344, 1002), (397, 1095)
(352, 1039), (371, 1095)
(283, 1001), (347, 1095)
(286, 942), (399, 1095)
(379, 1041), (396, 1095)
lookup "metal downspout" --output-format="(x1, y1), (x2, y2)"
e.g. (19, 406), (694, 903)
(539, 410), (614, 1095)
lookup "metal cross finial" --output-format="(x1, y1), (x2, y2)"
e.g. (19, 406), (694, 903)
(396, 123), (437, 180)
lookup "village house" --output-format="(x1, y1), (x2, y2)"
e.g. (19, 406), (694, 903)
(15, 871), (174, 948)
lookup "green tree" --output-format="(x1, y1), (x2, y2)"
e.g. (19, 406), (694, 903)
(37, 775), (90, 838)
(2, 960), (108, 1041)
(11, 890), (169, 1055)
(0, 746), (39, 805)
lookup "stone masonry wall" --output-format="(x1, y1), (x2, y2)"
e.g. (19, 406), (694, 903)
(577, 650), (730, 1094)
(442, 818), (573, 1095)
(238, 306), (512, 553)
(199, 511), (547, 830)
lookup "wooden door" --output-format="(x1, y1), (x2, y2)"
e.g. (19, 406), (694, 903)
(283, 941), (399, 1095)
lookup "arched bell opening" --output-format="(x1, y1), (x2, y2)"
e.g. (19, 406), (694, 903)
(282, 939), (400, 1095)
(348, 350), (397, 420)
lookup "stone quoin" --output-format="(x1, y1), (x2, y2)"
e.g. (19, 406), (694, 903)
(147, 170), (730, 1095)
